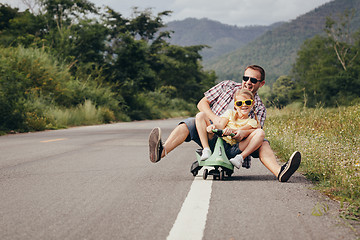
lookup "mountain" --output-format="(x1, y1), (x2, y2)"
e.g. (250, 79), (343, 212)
(206, 0), (360, 85)
(163, 18), (283, 63)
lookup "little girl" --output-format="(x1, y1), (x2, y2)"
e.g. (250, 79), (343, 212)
(195, 89), (265, 168)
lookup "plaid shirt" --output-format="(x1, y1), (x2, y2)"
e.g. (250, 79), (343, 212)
(204, 80), (267, 127)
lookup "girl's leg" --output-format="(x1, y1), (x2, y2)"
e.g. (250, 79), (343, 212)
(238, 129), (265, 158)
(195, 112), (212, 149)
(230, 129), (265, 168)
(195, 112), (212, 160)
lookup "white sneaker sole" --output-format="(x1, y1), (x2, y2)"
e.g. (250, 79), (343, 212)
(149, 127), (161, 163)
(278, 151), (301, 182)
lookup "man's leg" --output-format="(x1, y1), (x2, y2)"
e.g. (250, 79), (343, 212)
(258, 141), (281, 176)
(149, 118), (200, 163)
(162, 123), (189, 157)
(258, 141), (301, 182)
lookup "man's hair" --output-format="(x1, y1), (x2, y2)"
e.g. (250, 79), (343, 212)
(245, 65), (265, 81)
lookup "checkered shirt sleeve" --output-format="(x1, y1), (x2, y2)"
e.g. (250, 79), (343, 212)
(204, 80), (241, 116)
(250, 94), (266, 128)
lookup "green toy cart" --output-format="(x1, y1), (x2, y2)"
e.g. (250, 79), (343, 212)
(191, 129), (234, 180)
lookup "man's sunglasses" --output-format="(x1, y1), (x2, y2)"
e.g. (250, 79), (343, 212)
(235, 99), (253, 107)
(243, 76), (261, 84)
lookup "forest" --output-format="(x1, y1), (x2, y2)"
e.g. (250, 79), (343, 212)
(0, 0), (216, 132)
(265, 10), (360, 108)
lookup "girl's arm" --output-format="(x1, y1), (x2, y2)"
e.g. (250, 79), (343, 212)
(233, 129), (256, 141)
(233, 119), (260, 141)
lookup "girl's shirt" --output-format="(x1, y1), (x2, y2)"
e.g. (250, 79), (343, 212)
(220, 109), (258, 146)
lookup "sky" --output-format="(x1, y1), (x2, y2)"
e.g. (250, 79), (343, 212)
(4, 0), (334, 26)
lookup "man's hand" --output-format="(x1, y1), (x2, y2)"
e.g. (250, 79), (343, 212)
(206, 124), (216, 133)
(210, 115), (223, 126)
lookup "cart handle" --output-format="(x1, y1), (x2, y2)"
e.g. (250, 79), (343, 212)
(212, 129), (235, 137)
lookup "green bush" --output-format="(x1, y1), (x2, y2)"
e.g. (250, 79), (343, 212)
(127, 90), (197, 120)
(0, 46), (126, 132)
(25, 112), (48, 131)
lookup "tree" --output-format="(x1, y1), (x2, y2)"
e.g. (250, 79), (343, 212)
(128, 7), (172, 42)
(324, 10), (358, 71)
(291, 10), (360, 107)
(35, 0), (108, 66)
(270, 76), (296, 108)
(0, 4), (45, 47)
(158, 44), (215, 102)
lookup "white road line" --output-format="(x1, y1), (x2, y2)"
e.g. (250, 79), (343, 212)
(167, 168), (212, 240)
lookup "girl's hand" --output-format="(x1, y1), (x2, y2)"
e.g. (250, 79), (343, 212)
(223, 127), (232, 136)
(206, 124), (216, 133)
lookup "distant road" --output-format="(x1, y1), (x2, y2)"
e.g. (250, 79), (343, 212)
(0, 119), (357, 240)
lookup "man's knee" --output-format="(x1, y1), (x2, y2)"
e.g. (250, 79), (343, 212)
(262, 139), (270, 147)
(178, 122), (190, 134)
(195, 111), (206, 120)
(259, 140), (273, 157)
(178, 118), (200, 144)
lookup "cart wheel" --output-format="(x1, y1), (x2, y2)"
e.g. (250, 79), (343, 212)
(213, 171), (220, 180)
(220, 170), (225, 180)
(203, 169), (208, 180)
(192, 170), (198, 177)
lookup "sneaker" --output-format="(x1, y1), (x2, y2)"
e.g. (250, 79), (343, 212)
(242, 156), (251, 169)
(200, 148), (212, 161)
(278, 151), (301, 182)
(229, 154), (243, 169)
(149, 127), (163, 163)
(190, 161), (202, 176)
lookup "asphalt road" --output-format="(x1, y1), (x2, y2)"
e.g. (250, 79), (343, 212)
(0, 118), (358, 240)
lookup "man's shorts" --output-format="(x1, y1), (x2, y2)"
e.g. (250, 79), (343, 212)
(180, 117), (201, 145)
(179, 117), (268, 158)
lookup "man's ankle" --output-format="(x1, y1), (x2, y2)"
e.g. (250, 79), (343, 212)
(276, 166), (282, 178)
(161, 146), (167, 158)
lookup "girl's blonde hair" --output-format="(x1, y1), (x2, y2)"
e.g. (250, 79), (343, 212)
(234, 89), (254, 100)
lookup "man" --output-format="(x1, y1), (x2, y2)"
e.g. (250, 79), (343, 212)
(148, 65), (301, 182)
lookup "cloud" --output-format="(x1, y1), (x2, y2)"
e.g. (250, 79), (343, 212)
(2, 0), (333, 26)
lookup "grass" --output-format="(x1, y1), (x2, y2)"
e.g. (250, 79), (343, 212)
(21, 97), (195, 132)
(265, 104), (360, 221)
(46, 100), (118, 128)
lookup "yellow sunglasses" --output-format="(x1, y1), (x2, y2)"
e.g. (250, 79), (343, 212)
(235, 99), (253, 107)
